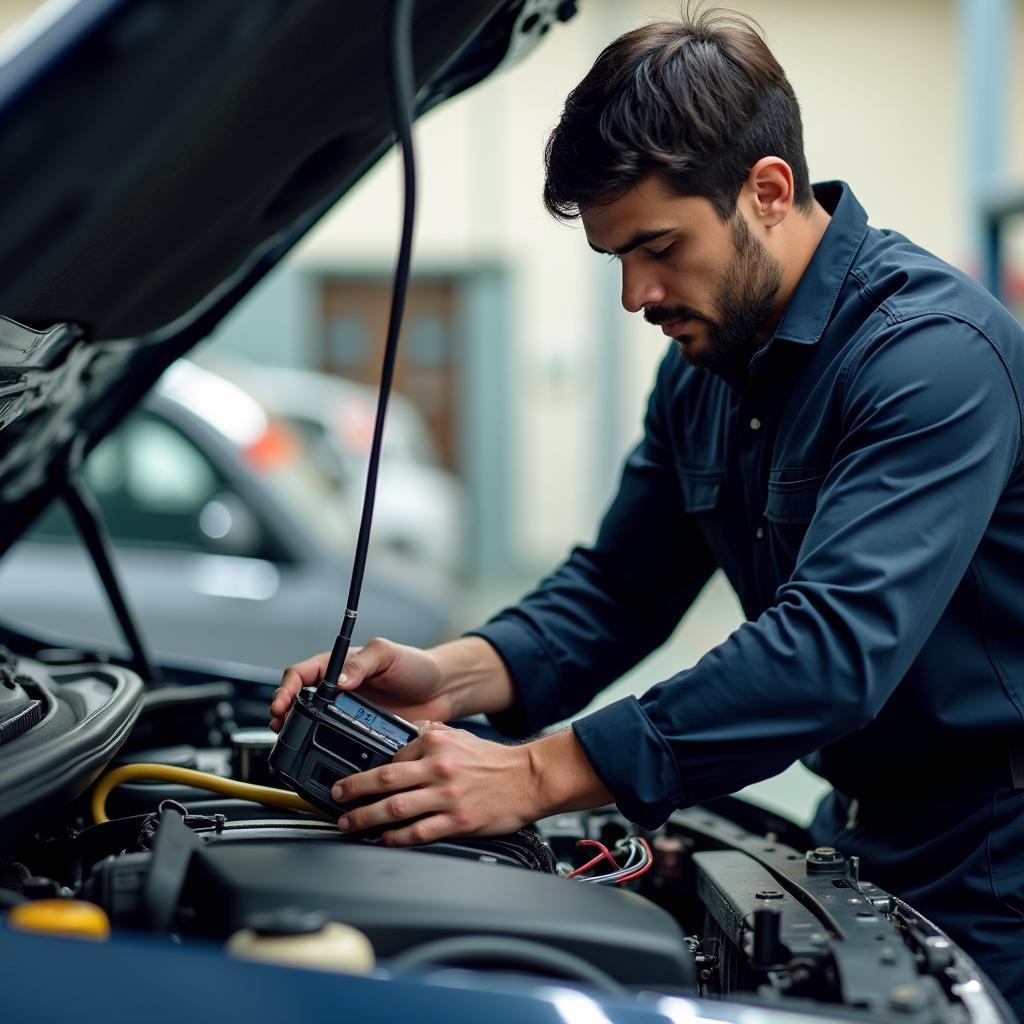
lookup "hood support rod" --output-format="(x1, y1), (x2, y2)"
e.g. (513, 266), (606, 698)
(63, 478), (160, 684)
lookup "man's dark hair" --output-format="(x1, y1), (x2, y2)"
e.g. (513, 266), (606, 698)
(543, 5), (813, 222)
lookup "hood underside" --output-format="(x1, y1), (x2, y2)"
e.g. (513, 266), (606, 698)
(0, 0), (550, 555)
(0, 0), (511, 338)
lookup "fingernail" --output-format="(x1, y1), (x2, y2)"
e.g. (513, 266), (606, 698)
(331, 785), (343, 800)
(340, 672), (349, 686)
(337, 816), (350, 832)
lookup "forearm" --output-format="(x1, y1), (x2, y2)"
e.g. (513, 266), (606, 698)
(426, 642), (614, 817)
(527, 728), (614, 817)
(429, 636), (516, 719)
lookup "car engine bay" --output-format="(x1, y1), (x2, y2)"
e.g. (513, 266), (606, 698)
(2, 2), (1018, 1022)
(0, 645), (1011, 1024)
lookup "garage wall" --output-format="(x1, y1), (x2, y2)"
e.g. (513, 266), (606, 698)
(1, 0), (1020, 577)
(296, 0), (1007, 572)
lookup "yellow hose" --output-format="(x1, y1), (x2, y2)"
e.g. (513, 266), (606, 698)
(90, 763), (323, 824)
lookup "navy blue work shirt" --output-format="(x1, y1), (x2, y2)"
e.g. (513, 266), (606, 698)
(471, 181), (1024, 829)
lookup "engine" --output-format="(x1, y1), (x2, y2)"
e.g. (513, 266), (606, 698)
(0, 649), (1013, 1023)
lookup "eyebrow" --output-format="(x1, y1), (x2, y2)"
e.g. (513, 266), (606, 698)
(588, 227), (675, 256)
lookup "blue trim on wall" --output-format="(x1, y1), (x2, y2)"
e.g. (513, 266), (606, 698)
(457, 267), (513, 577)
(961, 0), (1009, 289)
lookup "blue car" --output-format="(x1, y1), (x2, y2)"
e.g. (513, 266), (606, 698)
(0, 3), (1013, 1024)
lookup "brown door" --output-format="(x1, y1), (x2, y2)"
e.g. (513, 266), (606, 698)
(320, 277), (459, 471)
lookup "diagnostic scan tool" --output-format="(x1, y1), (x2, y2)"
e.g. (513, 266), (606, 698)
(269, 687), (417, 817)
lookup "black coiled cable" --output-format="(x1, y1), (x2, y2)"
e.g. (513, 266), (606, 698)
(321, 0), (417, 695)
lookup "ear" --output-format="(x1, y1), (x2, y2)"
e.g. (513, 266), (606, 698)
(743, 157), (795, 228)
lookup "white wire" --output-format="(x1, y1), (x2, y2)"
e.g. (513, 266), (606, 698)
(577, 837), (651, 884)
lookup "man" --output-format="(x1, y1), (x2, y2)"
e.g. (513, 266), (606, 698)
(271, 9), (1024, 1011)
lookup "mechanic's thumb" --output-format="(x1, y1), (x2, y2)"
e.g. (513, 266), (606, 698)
(340, 640), (390, 690)
(280, 651), (331, 693)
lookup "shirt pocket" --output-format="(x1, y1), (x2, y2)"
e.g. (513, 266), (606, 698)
(764, 468), (828, 524)
(675, 464), (723, 512)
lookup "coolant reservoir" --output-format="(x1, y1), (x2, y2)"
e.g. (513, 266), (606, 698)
(227, 907), (374, 974)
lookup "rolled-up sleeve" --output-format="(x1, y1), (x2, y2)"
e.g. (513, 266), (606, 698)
(574, 317), (1022, 828)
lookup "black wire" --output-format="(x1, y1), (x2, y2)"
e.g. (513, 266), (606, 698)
(322, 0), (416, 692)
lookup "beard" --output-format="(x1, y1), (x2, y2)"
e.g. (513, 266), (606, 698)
(644, 212), (783, 375)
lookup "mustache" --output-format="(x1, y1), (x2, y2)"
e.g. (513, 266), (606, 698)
(643, 305), (713, 328)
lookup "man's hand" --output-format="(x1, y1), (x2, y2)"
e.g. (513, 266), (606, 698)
(331, 725), (614, 846)
(269, 638), (451, 732)
(269, 636), (517, 732)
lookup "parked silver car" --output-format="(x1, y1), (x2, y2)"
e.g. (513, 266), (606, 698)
(0, 361), (454, 672)
(211, 361), (467, 579)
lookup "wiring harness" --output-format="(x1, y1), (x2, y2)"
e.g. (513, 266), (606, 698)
(92, 766), (654, 890)
(90, 763), (321, 825)
(566, 836), (654, 885)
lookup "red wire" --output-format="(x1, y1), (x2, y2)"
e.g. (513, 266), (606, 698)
(615, 837), (654, 884)
(578, 839), (620, 865)
(566, 852), (607, 878)
(566, 839), (620, 878)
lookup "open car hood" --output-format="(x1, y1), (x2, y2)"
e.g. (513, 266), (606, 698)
(0, 0), (565, 556)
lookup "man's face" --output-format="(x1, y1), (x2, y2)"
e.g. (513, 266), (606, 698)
(582, 175), (783, 373)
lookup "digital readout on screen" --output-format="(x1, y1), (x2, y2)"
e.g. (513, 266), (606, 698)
(335, 693), (410, 748)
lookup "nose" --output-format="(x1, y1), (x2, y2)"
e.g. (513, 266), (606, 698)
(620, 263), (666, 314)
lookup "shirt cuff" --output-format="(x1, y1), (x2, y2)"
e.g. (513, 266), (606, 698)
(572, 696), (685, 830)
(465, 618), (564, 737)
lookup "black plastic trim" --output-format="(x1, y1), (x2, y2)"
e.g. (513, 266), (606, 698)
(0, 661), (143, 857)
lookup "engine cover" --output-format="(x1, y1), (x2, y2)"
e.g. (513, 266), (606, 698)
(181, 832), (695, 988)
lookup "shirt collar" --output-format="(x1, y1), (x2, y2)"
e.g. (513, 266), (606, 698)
(770, 180), (869, 347)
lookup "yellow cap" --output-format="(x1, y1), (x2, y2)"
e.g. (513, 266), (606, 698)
(8, 900), (111, 941)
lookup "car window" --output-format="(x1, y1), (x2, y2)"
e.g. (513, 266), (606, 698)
(282, 414), (348, 490)
(30, 411), (284, 560)
(253, 438), (355, 559)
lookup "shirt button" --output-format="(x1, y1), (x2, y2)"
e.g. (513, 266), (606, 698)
(755, 526), (765, 539)
(749, 417), (762, 431)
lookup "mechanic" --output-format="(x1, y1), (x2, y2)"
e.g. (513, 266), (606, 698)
(271, 9), (1024, 1011)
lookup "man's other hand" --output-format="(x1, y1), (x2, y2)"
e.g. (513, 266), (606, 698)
(331, 723), (538, 844)
(331, 725), (615, 846)
(269, 638), (451, 732)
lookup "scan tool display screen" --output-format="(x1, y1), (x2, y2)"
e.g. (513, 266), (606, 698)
(334, 693), (412, 749)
